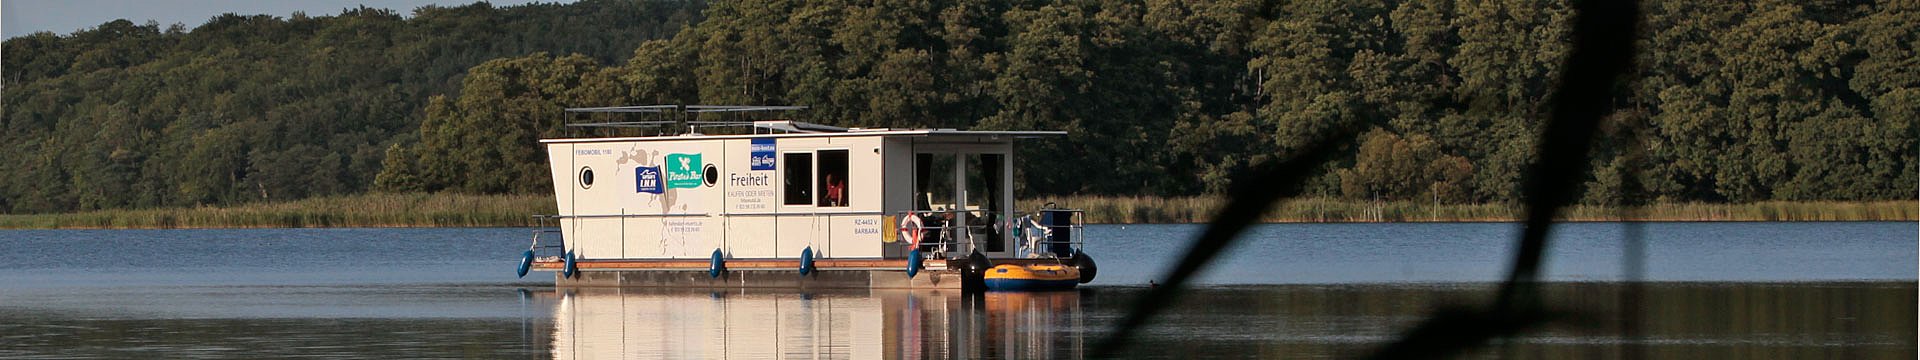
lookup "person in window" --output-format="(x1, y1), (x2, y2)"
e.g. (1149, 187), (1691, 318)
(824, 174), (846, 206)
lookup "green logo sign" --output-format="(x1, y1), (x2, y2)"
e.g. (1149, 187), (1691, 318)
(665, 153), (703, 189)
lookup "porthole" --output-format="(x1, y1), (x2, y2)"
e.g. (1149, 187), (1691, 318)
(702, 164), (719, 187)
(579, 167), (595, 189)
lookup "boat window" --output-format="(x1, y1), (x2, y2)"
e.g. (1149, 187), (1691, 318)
(783, 153), (813, 205)
(965, 153), (1005, 252)
(816, 150), (849, 207)
(917, 153), (957, 212)
(915, 153), (958, 252)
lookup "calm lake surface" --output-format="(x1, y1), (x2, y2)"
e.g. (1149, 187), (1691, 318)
(0, 222), (1913, 358)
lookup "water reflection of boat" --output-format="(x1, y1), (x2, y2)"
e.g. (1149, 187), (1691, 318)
(545, 288), (1084, 359)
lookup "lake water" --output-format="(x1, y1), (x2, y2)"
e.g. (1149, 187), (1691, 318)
(0, 222), (1913, 358)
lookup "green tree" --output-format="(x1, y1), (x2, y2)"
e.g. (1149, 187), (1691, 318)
(1338, 129), (1473, 203)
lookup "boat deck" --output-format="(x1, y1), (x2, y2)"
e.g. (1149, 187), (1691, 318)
(531, 257), (1078, 289)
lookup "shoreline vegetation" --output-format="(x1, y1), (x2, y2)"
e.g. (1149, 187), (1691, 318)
(0, 193), (552, 229)
(0, 193), (1910, 230)
(1024, 196), (1918, 224)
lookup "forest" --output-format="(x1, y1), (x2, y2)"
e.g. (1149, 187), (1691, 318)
(2, 0), (1913, 215)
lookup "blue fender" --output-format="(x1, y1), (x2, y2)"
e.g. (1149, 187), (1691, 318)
(799, 247), (815, 276)
(517, 250), (535, 278)
(562, 250), (578, 278)
(709, 249), (726, 278)
(906, 250), (923, 278)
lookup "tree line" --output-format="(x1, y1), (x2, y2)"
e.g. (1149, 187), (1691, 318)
(4, 0), (1913, 214)
(1, 0), (703, 212)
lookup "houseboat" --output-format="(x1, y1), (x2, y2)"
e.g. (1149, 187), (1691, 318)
(520, 105), (1096, 290)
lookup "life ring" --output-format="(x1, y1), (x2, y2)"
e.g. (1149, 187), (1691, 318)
(898, 213), (925, 248)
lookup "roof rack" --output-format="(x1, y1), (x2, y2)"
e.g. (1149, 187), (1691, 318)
(684, 105), (808, 113)
(563, 105), (808, 114)
(561, 104), (832, 135)
(752, 120), (846, 133)
(563, 105), (678, 113)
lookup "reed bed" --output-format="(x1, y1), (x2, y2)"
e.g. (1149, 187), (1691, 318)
(0, 193), (1908, 229)
(1020, 195), (1916, 224)
(0, 193), (552, 229)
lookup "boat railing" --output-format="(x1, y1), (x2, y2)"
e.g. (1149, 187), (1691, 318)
(893, 209), (999, 256)
(530, 209), (1082, 260)
(1029, 208), (1088, 257)
(528, 215), (567, 261)
(892, 208), (1088, 258)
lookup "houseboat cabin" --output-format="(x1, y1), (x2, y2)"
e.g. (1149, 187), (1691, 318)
(523, 105), (1095, 290)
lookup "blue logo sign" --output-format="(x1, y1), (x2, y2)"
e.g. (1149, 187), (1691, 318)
(635, 166), (663, 194)
(750, 138), (776, 171)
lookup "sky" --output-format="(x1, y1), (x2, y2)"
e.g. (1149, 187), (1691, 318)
(2, 0), (566, 39)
